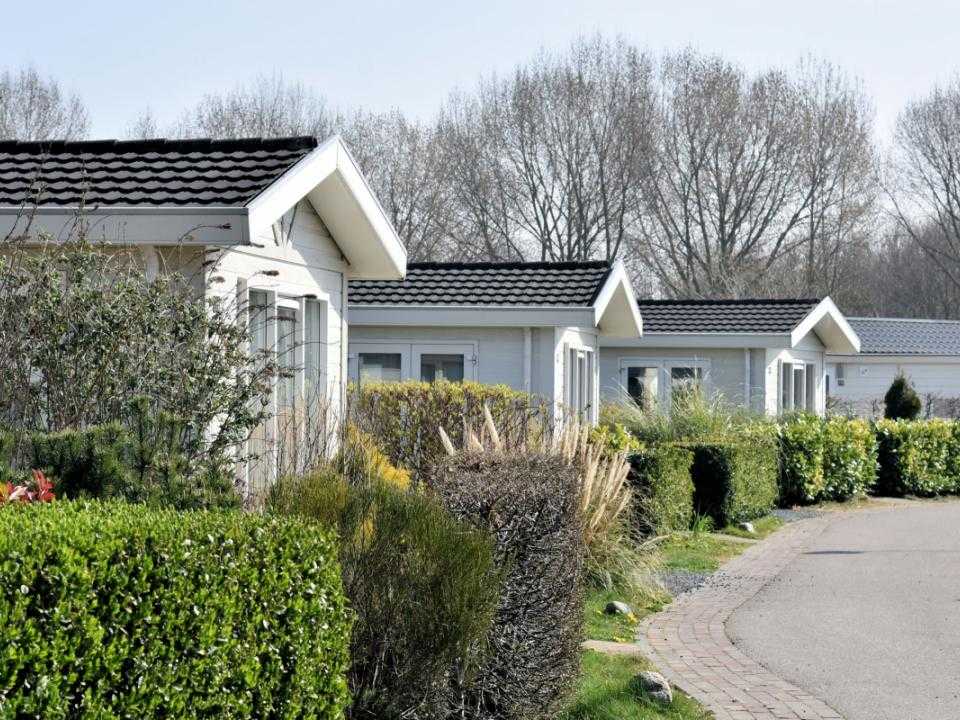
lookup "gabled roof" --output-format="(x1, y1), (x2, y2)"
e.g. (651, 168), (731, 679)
(845, 317), (960, 356)
(349, 260), (643, 337)
(604, 296), (859, 353)
(637, 298), (821, 334)
(349, 260), (612, 306)
(0, 136), (315, 206)
(0, 135), (407, 279)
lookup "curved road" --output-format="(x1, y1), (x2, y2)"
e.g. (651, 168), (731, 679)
(727, 501), (960, 720)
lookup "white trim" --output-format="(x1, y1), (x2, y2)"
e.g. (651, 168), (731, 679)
(349, 341), (411, 383)
(791, 297), (860, 354)
(246, 136), (406, 280)
(591, 261), (643, 338)
(412, 343), (478, 382)
(617, 356), (712, 410)
(349, 305), (596, 329)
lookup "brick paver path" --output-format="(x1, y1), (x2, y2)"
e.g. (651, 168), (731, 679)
(637, 517), (843, 720)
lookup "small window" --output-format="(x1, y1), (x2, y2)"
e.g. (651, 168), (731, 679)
(627, 366), (658, 410)
(248, 290), (270, 356)
(420, 354), (465, 383)
(276, 307), (298, 412)
(670, 366), (703, 406)
(359, 353), (402, 383)
(304, 299), (327, 397)
(792, 365), (806, 411)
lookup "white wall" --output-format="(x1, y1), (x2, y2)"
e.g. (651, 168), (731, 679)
(826, 356), (960, 416)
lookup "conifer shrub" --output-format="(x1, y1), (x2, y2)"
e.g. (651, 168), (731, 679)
(884, 373), (922, 420)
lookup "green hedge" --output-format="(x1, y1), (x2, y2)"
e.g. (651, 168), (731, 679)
(686, 431), (779, 526)
(628, 445), (694, 534)
(822, 418), (878, 500)
(0, 502), (351, 718)
(778, 414), (826, 504)
(351, 381), (548, 480)
(875, 419), (956, 496)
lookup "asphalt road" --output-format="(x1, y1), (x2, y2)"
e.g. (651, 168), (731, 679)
(727, 501), (960, 720)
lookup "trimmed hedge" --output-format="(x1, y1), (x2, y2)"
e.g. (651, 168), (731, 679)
(0, 501), (351, 718)
(778, 414), (826, 504)
(351, 381), (547, 480)
(628, 445), (694, 534)
(822, 418), (877, 500)
(686, 431), (779, 526)
(875, 419), (956, 496)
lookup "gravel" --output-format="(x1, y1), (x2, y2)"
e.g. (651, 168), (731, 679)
(658, 569), (710, 597)
(772, 507), (823, 523)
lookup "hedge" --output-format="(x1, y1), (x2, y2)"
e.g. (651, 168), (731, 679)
(686, 431), (779, 526)
(351, 381), (548, 480)
(778, 414), (826, 504)
(628, 445), (694, 534)
(875, 419), (956, 496)
(0, 501), (351, 718)
(822, 418), (877, 500)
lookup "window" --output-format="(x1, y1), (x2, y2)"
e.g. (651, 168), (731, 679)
(780, 360), (819, 413)
(303, 299), (327, 398)
(627, 366), (658, 410)
(620, 358), (709, 412)
(360, 353), (402, 383)
(565, 347), (596, 422)
(420, 354), (465, 382)
(276, 306), (298, 413)
(248, 290), (270, 357)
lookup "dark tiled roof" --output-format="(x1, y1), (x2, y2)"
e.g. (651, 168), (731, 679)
(848, 317), (960, 355)
(638, 298), (821, 334)
(349, 261), (613, 306)
(0, 136), (317, 207)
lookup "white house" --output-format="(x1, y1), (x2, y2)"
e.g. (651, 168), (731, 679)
(347, 260), (642, 424)
(826, 317), (960, 417)
(0, 135), (407, 480)
(600, 298), (860, 416)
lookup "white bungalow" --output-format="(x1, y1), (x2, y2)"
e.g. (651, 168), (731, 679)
(0, 135), (407, 477)
(826, 317), (960, 417)
(599, 298), (860, 416)
(347, 261), (642, 425)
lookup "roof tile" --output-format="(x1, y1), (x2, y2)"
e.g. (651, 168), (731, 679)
(638, 298), (821, 334)
(848, 317), (960, 355)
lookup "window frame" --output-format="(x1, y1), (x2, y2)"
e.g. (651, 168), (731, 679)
(412, 343), (477, 383)
(618, 357), (711, 411)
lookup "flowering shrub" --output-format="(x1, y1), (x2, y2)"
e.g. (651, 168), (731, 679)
(1, 470), (54, 505)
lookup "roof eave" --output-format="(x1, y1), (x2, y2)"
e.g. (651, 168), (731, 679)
(591, 261), (643, 338)
(790, 297), (860, 354)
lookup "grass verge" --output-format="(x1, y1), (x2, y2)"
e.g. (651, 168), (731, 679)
(585, 588), (666, 642)
(561, 651), (713, 720)
(720, 515), (783, 540)
(658, 532), (746, 573)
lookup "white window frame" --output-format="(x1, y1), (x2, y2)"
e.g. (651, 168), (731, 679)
(618, 357), (711, 411)
(779, 359), (820, 414)
(412, 343), (478, 383)
(349, 341), (412, 384)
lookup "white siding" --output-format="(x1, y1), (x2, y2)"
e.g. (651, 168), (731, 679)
(826, 357), (960, 416)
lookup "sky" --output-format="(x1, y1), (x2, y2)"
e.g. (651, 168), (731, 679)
(4, 0), (959, 141)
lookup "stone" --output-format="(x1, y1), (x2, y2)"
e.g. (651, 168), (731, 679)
(738, 521), (756, 534)
(634, 670), (672, 704)
(604, 600), (632, 615)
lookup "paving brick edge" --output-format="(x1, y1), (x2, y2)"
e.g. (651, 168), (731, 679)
(636, 516), (844, 720)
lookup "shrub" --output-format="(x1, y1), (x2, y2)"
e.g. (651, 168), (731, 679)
(351, 381), (547, 480)
(822, 418), (878, 500)
(875, 419), (954, 496)
(340, 425), (412, 490)
(884, 373), (922, 420)
(628, 445), (694, 534)
(426, 451), (584, 720)
(778, 414), (826, 504)
(686, 431), (779, 526)
(270, 471), (499, 720)
(29, 406), (239, 510)
(0, 501), (351, 718)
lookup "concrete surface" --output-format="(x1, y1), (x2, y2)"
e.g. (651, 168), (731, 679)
(727, 501), (960, 720)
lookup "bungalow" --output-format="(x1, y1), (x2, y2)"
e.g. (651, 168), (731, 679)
(599, 298), (860, 416)
(347, 260), (643, 424)
(0, 135), (407, 477)
(826, 317), (960, 417)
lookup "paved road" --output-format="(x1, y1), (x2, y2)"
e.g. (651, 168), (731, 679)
(727, 501), (960, 720)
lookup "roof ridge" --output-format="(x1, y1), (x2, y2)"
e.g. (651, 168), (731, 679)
(637, 297), (821, 307)
(850, 316), (960, 324)
(405, 260), (611, 271)
(0, 136), (319, 154)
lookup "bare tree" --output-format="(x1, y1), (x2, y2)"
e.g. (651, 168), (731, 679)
(887, 76), (960, 291)
(439, 36), (654, 262)
(0, 66), (89, 140)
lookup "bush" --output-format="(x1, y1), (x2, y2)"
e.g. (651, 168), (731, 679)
(686, 432), (779, 526)
(778, 414), (826, 504)
(426, 451), (584, 720)
(628, 445), (694, 534)
(270, 471), (499, 720)
(884, 373), (922, 420)
(0, 501), (351, 718)
(822, 418), (878, 500)
(351, 381), (547, 480)
(29, 407), (239, 510)
(875, 419), (955, 496)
